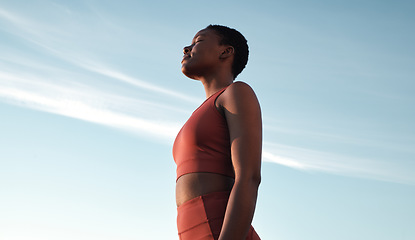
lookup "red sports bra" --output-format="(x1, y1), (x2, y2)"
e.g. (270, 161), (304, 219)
(173, 85), (234, 181)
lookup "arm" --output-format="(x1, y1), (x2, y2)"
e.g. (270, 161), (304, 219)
(219, 82), (262, 240)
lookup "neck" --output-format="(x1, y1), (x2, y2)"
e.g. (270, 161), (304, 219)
(199, 73), (234, 98)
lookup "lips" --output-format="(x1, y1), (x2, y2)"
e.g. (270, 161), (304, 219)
(181, 55), (191, 63)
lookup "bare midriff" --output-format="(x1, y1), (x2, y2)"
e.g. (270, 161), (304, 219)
(176, 172), (235, 207)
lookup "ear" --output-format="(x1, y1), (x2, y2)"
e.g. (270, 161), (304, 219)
(219, 46), (234, 59)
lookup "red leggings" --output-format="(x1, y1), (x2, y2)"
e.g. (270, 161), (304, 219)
(177, 191), (260, 240)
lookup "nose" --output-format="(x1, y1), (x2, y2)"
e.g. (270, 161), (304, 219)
(183, 45), (191, 54)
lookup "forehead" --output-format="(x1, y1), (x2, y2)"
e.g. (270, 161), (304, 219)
(193, 29), (220, 41)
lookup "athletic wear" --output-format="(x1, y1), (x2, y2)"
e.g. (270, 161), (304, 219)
(173, 86), (234, 180)
(177, 191), (261, 240)
(174, 84), (261, 239)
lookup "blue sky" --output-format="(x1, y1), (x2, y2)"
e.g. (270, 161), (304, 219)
(1, 0), (414, 239)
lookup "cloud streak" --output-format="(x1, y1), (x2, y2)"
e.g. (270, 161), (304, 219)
(0, 6), (200, 105)
(262, 142), (415, 185)
(0, 5), (195, 140)
(82, 63), (201, 103)
(0, 72), (181, 140)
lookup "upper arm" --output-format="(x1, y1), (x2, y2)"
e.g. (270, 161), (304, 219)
(221, 82), (262, 181)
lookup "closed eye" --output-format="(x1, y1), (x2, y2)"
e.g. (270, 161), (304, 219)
(192, 39), (203, 45)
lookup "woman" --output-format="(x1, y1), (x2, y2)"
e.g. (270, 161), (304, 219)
(173, 25), (262, 240)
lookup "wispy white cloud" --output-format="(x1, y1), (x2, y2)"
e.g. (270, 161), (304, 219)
(262, 151), (308, 170)
(0, 7), (26, 26)
(0, 4), (196, 140)
(262, 142), (415, 185)
(0, 73), (181, 140)
(264, 121), (415, 154)
(0, 6), (200, 104)
(80, 63), (201, 103)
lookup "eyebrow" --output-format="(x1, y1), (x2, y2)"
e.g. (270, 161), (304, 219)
(193, 33), (206, 41)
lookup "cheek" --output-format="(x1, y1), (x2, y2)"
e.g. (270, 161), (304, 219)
(193, 48), (216, 63)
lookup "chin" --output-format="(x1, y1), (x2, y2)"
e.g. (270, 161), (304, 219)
(181, 66), (199, 80)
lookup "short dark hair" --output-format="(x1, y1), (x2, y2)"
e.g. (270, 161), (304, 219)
(205, 24), (249, 79)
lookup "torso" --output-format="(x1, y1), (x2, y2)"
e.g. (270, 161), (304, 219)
(175, 88), (234, 207)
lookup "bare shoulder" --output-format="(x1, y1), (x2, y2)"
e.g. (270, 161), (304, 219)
(219, 81), (260, 113)
(226, 81), (256, 97)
